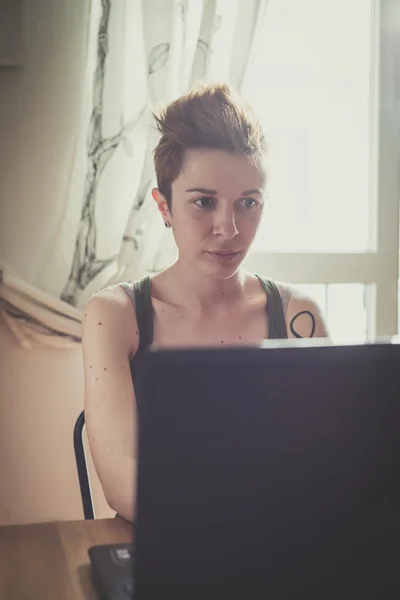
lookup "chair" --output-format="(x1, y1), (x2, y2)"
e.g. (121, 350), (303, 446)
(73, 410), (95, 519)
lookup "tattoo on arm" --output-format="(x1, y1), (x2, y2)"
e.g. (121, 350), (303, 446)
(289, 310), (316, 338)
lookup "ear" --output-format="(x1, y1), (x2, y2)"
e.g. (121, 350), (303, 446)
(152, 188), (170, 224)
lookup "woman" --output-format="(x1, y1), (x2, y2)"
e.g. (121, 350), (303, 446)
(82, 83), (329, 522)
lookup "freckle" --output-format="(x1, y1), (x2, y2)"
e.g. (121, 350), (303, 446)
(238, 336), (242, 340)
(95, 378), (98, 381)
(98, 322), (102, 325)
(135, 330), (138, 335)
(84, 313), (87, 316)
(90, 365), (92, 369)
(104, 367), (107, 371)
(221, 340), (224, 344)
(248, 297), (252, 300)
(181, 315), (185, 319)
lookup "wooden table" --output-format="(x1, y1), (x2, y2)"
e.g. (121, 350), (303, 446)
(0, 517), (133, 600)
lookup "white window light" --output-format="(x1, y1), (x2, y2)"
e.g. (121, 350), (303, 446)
(243, 0), (400, 341)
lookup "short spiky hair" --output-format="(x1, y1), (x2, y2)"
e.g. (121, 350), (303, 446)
(153, 82), (266, 208)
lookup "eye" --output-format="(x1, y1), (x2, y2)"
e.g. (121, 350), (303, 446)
(193, 196), (216, 209)
(239, 197), (258, 209)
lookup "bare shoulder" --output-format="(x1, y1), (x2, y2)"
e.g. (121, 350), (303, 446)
(83, 283), (132, 319)
(276, 282), (330, 339)
(82, 283), (138, 356)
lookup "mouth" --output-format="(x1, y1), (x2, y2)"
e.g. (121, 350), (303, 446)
(205, 250), (242, 263)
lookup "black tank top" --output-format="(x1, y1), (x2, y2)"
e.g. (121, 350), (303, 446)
(121, 275), (288, 384)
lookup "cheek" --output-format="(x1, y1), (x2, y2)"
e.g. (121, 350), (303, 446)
(237, 212), (262, 238)
(173, 213), (210, 244)
(178, 208), (211, 230)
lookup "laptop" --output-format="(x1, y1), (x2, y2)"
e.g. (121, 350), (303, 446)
(89, 341), (400, 599)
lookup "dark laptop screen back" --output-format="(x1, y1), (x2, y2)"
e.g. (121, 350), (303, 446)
(134, 343), (400, 599)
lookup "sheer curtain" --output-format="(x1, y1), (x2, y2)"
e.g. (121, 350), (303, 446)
(0, 0), (268, 347)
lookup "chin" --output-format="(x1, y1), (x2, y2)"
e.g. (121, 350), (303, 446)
(199, 260), (243, 280)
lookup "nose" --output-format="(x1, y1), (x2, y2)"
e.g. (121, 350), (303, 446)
(212, 205), (239, 240)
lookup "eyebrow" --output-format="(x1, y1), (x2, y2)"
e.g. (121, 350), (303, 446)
(185, 187), (262, 196)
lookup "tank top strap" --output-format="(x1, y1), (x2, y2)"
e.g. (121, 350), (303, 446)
(255, 274), (288, 339)
(120, 276), (154, 352)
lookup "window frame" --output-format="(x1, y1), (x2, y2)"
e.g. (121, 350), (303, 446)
(244, 0), (400, 339)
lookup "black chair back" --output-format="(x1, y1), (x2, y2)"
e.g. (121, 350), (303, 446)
(73, 410), (95, 519)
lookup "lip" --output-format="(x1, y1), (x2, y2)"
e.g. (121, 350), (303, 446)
(206, 250), (242, 263)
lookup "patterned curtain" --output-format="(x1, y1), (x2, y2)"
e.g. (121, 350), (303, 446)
(0, 0), (268, 347)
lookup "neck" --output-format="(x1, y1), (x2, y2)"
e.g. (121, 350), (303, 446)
(167, 259), (248, 310)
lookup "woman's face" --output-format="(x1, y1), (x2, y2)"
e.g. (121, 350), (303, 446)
(154, 148), (266, 279)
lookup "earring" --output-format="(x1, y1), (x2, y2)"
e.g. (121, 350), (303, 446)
(165, 221), (171, 228)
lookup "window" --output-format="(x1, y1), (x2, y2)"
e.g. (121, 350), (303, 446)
(243, 0), (399, 338)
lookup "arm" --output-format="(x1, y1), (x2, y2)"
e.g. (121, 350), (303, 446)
(285, 289), (330, 339)
(81, 287), (139, 522)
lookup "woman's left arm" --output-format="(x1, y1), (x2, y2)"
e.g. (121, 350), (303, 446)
(284, 289), (330, 339)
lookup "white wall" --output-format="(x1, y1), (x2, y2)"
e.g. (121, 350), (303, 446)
(0, 0), (113, 524)
(0, 318), (113, 524)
